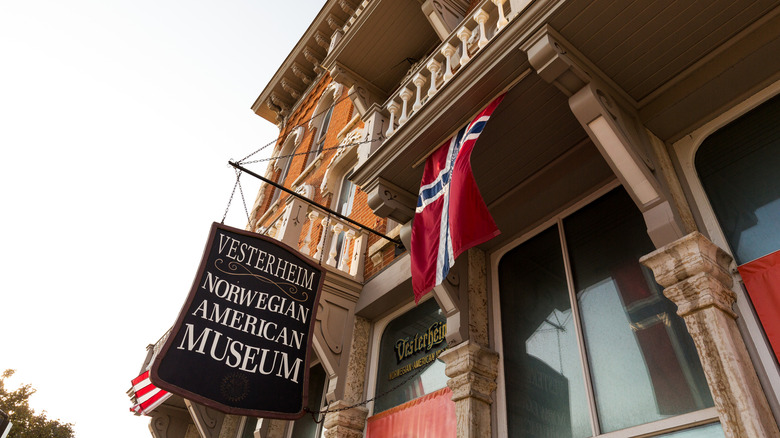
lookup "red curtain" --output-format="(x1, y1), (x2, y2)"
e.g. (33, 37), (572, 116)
(738, 249), (780, 361)
(366, 387), (456, 438)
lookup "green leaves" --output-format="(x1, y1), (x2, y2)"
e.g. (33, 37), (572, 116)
(0, 369), (75, 438)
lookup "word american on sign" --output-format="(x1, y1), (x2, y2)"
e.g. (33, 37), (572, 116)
(151, 222), (325, 419)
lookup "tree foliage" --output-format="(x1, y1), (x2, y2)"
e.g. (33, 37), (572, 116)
(0, 370), (75, 438)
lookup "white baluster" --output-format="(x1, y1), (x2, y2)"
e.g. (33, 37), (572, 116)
(426, 59), (441, 98)
(493, 0), (508, 30)
(473, 9), (490, 49)
(327, 223), (344, 267)
(301, 210), (320, 255)
(338, 229), (355, 272)
(412, 73), (427, 112)
(349, 233), (365, 277)
(457, 26), (472, 66)
(398, 88), (413, 125)
(440, 42), (457, 82)
(268, 221), (280, 239)
(314, 217), (328, 260)
(386, 101), (400, 137)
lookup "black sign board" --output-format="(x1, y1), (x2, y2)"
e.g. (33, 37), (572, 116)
(151, 222), (325, 418)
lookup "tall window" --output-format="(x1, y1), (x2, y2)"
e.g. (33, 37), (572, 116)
(238, 417), (258, 438)
(288, 363), (327, 438)
(695, 94), (780, 266)
(498, 187), (718, 437)
(306, 105), (334, 168)
(695, 93), (780, 373)
(333, 171), (356, 264)
(373, 299), (448, 413)
(271, 152), (294, 205)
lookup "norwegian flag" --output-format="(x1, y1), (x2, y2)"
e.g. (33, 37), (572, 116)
(411, 94), (505, 302)
(129, 370), (171, 416)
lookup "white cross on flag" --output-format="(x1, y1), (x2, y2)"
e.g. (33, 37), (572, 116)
(411, 94), (505, 302)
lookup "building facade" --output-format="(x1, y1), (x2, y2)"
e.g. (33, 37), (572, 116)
(133, 0), (780, 437)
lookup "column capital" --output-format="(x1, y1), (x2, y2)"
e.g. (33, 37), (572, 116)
(640, 231), (733, 289)
(440, 341), (499, 403)
(640, 232), (780, 438)
(323, 402), (368, 438)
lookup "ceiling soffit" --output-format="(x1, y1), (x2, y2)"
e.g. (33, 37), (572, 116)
(322, 0), (442, 99)
(550, 0), (780, 103)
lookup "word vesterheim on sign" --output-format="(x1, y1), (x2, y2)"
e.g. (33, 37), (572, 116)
(151, 222), (325, 418)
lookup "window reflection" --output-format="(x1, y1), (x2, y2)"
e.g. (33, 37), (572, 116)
(499, 188), (714, 437)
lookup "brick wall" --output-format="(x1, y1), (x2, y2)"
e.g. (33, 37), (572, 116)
(250, 73), (403, 281)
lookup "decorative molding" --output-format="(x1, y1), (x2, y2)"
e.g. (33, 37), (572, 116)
(421, 0), (469, 41)
(315, 30), (331, 50)
(326, 15), (343, 32)
(439, 341), (500, 438)
(521, 24), (590, 97)
(303, 47), (324, 74)
(269, 93), (290, 118)
(185, 400), (225, 438)
(149, 412), (171, 438)
(280, 78), (301, 99)
(641, 232), (780, 438)
(296, 184), (315, 199)
(338, 0), (356, 16)
(308, 81), (344, 130)
(365, 178), (417, 223)
(291, 62), (313, 85)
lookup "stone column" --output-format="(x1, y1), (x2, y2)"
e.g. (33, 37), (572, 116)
(640, 232), (780, 438)
(439, 248), (499, 438)
(323, 316), (370, 438)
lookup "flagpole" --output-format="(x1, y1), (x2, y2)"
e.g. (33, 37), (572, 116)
(228, 161), (404, 248)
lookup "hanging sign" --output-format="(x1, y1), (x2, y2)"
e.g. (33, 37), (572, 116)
(151, 222), (325, 419)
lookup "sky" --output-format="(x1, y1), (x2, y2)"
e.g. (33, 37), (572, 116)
(0, 0), (323, 436)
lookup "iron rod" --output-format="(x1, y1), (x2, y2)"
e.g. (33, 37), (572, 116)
(229, 161), (404, 247)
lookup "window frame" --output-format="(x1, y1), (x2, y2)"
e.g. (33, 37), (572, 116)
(306, 82), (343, 168)
(364, 294), (441, 417)
(283, 359), (329, 438)
(489, 180), (721, 438)
(270, 127), (305, 206)
(671, 79), (780, 419)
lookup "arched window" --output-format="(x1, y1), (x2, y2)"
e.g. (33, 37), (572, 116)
(695, 94), (780, 368)
(270, 126), (304, 205)
(333, 170), (356, 264)
(306, 83), (343, 168)
(695, 94), (780, 265)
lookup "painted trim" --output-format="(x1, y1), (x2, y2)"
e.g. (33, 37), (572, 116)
(364, 294), (437, 417)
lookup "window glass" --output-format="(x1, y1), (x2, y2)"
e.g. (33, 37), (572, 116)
(334, 172), (356, 264)
(239, 417), (257, 438)
(564, 189), (712, 432)
(373, 299), (448, 413)
(317, 105), (334, 154)
(499, 226), (592, 438)
(695, 94), (780, 265)
(271, 154), (293, 205)
(289, 363), (327, 438)
(499, 187), (714, 437)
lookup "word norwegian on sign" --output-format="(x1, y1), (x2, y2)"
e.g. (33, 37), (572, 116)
(151, 222), (325, 419)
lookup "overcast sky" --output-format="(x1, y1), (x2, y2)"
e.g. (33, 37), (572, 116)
(0, 1), (322, 436)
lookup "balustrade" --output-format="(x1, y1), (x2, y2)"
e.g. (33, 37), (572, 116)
(268, 199), (368, 282)
(382, 0), (518, 137)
